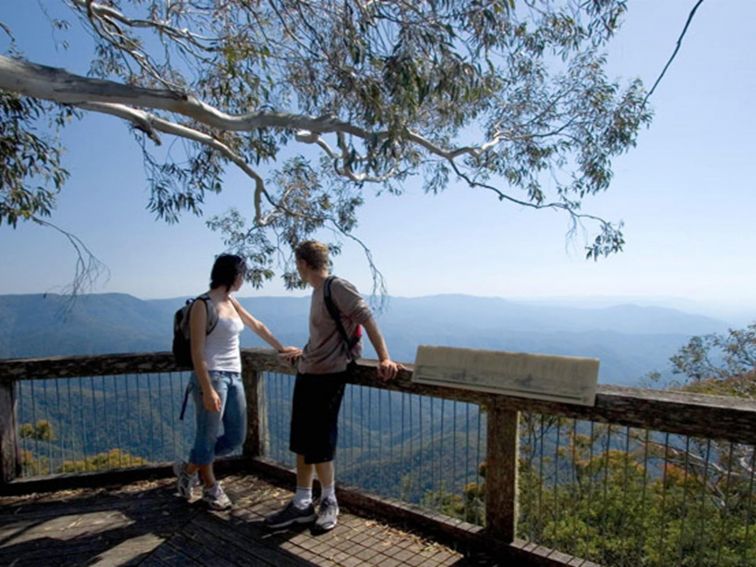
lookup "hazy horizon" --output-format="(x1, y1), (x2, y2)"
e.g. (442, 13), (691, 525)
(5, 289), (752, 328)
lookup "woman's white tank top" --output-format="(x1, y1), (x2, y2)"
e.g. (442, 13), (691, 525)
(203, 315), (244, 372)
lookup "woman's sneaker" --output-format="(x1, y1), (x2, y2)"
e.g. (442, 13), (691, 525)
(202, 482), (233, 510)
(265, 500), (316, 528)
(173, 461), (199, 500)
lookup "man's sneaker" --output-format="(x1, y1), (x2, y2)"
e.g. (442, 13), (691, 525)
(265, 500), (316, 528)
(173, 461), (199, 500)
(313, 498), (339, 533)
(202, 482), (232, 510)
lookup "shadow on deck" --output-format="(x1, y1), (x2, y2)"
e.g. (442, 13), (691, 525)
(0, 473), (501, 566)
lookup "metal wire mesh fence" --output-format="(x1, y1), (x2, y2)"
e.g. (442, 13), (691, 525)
(261, 372), (487, 522)
(16, 372), (201, 476)
(518, 413), (756, 567)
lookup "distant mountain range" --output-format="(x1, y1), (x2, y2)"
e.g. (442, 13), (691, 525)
(0, 292), (731, 386)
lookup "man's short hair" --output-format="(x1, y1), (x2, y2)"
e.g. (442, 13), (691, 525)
(295, 240), (329, 271)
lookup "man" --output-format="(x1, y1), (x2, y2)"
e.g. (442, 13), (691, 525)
(266, 240), (401, 533)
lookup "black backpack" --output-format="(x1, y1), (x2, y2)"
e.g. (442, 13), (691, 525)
(172, 294), (219, 368)
(323, 276), (363, 361)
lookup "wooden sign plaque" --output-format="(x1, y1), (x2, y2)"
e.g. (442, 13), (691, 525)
(412, 345), (599, 406)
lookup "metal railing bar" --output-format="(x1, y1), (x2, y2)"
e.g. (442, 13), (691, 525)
(464, 401), (470, 522)
(168, 372), (177, 461)
(554, 418), (561, 527)
(677, 435), (692, 565)
(742, 448), (755, 566)
(715, 442), (735, 567)
(55, 377), (63, 473)
(89, 375), (97, 462)
(538, 414), (545, 540)
(360, 385), (365, 487)
(637, 429), (651, 562)
(573, 419), (581, 559)
(453, 400), (458, 506)
(430, 396), (437, 508)
(65, 377), (74, 468)
(378, 386), (383, 474)
(436, 396), (441, 506)
(658, 432), (671, 563)
(44, 379), (52, 474)
(620, 425), (631, 561)
(407, 394), (415, 495)
(399, 392), (404, 489)
(78, 377), (89, 472)
(347, 384), (357, 480)
(146, 372), (155, 462)
(418, 393), (423, 502)
(30, 379), (39, 475)
(696, 439), (712, 567)
(599, 424), (610, 562)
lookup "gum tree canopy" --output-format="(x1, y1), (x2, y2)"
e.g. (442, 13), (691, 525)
(0, 0), (652, 288)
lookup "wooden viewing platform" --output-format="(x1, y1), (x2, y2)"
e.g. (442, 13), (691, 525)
(0, 472), (501, 567)
(1, 351), (754, 566)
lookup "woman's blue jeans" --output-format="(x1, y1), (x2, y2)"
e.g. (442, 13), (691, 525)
(189, 370), (246, 466)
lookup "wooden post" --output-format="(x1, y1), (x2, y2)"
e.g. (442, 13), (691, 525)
(0, 380), (19, 483)
(485, 399), (519, 543)
(242, 366), (266, 459)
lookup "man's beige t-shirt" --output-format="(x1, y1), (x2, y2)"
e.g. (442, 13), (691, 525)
(298, 277), (373, 375)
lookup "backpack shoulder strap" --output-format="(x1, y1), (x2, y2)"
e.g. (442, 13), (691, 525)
(196, 294), (219, 335)
(324, 277), (350, 343)
(324, 277), (358, 351)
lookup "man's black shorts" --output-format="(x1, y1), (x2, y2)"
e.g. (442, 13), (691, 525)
(289, 368), (348, 464)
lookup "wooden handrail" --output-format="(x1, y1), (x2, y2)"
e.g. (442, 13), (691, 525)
(1, 349), (754, 444)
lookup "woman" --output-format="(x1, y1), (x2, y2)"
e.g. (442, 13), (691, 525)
(174, 254), (300, 509)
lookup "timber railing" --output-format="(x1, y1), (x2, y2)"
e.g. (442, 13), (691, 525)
(0, 349), (754, 567)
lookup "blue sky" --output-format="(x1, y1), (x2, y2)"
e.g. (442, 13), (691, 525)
(2, 1), (755, 324)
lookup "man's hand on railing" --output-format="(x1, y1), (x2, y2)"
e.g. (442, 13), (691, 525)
(278, 346), (302, 365)
(377, 359), (405, 382)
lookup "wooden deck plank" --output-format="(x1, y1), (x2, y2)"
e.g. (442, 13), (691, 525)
(140, 542), (204, 567)
(162, 530), (245, 567)
(0, 474), (504, 567)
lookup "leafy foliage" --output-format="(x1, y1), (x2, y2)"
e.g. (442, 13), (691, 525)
(18, 419), (54, 441)
(646, 323), (756, 396)
(60, 449), (148, 474)
(0, 92), (71, 227)
(1, 0), (656, 289)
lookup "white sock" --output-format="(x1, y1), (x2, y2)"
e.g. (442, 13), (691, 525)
(293, 486), (312, 509)
(321, 484), (336, 503)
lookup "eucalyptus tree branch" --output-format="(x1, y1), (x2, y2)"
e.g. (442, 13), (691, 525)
(0, 55), (371, 135)
(0, 21), (14, 41)
(32, 217), (110, 299)
(643, 0), (705, 107)
(70, 0), (218, 49)
(0, 54), (590, 173)
(76, 4), (180, 90)
(79, 102), (270, 224)
(70, 0), (222, 92)
(326, 219), (388, 307)
(295, 130), (399, 183)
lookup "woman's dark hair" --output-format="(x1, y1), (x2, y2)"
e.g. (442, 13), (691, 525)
(210, 254), (247, 291)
